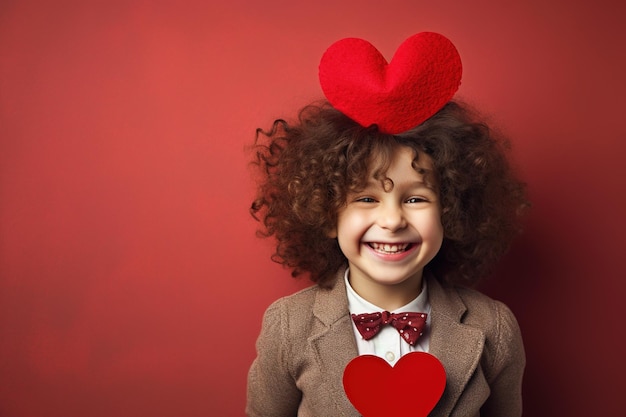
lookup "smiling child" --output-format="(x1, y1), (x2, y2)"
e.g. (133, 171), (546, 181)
(246, 33), (528, 417)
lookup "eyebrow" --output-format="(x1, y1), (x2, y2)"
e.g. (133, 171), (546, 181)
(364, 178), (438, 192)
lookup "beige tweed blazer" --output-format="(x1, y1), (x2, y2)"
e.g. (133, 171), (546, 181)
(246, 269), (525, 417)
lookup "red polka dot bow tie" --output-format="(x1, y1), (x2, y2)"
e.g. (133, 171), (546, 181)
(351, 311), (428, 346)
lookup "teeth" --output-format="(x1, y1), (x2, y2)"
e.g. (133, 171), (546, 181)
(370, 242), (410, 253)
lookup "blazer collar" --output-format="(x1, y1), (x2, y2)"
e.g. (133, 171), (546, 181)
(310, 269), (361, 416)
(427, 275), (485, 416)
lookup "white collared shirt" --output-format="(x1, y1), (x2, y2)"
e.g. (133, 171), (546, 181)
(344, 268), (431, 366)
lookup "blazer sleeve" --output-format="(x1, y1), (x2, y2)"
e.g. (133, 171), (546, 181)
(480, 300), (526, 417)
(246, 300), (302, 417)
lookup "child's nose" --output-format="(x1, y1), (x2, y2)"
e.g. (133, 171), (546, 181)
(377, 203), (407, 231)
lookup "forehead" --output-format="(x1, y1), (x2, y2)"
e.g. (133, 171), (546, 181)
(364, 145), (437, 192)
(368, 145), (434, 176)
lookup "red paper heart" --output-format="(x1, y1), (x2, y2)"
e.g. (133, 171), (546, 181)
(343, 352), (446, 417)
(319, 32), (462, 134)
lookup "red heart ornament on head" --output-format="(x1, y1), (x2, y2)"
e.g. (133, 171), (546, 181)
(319, 32), (462, 134)
(343, 352), (446, 417)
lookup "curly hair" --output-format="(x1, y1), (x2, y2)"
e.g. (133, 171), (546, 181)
(249, 100), (528, 288)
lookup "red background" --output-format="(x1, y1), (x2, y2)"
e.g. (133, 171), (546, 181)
(1, 1), (625, 416)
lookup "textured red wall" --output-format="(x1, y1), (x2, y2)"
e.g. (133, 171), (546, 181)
(1, 1), (624, 416)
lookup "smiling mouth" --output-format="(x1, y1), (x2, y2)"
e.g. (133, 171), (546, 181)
(368, 242), (413, 254)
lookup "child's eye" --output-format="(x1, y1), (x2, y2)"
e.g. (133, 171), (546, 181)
(406, 197), (428, 204)
(355, 197), (376, 203)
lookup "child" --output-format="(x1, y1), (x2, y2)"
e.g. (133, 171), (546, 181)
(246, 34), (527, 417)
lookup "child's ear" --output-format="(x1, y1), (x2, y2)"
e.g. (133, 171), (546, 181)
(326, 227), (338, 239)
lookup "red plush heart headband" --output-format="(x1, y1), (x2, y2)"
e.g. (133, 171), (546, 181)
(319, 32), (462, 134)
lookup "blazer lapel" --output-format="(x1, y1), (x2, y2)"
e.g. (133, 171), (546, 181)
(309, 273), (361, 417)
(427, 276), (485, 416)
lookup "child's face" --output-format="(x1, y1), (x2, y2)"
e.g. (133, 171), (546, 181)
(333, 145), (443, 298)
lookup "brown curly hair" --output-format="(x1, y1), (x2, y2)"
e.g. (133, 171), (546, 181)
(250, 100), (528, 288)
